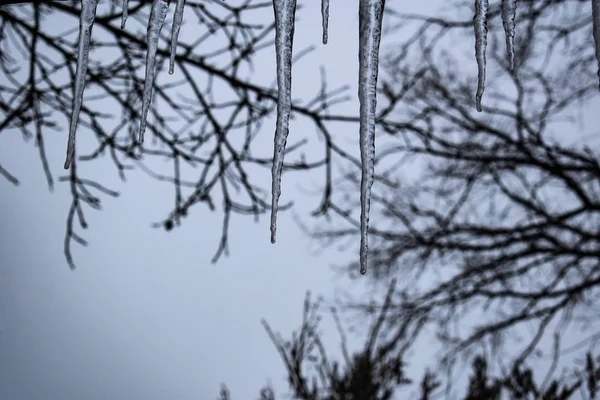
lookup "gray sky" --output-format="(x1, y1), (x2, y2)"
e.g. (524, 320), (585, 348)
(0, 1), (436, 399)
(3, 0), (597, 399)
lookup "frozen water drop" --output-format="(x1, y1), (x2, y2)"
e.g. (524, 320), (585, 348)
(139, 0), (170, 143)
(501, 0), (516, 69)
(121, 0), (128, 29)
(592, 0), (600, 89)
(64, 0), (99, 170)
(473, 0), (489, 112)
(358, 0), (385, 275)
(270, 0), (297, 244)
(321, 0), (329, 44)
(169, 0), (186, 74)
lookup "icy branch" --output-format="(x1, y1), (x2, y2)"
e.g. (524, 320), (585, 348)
(270, 0), (297, 244)
(358, 0), (385, 275)
(64, 0), (99, 169)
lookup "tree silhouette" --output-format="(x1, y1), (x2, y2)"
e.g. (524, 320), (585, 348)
(309, 0), (600, 390)
(224, 286), (600, 399)
(0, 0), (369, 269)
(5, 1), (600, 395)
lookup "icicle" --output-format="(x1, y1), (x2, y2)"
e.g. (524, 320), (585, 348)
(64, 0), (99, 170)
(169, 0), (186, 74)
(473, 0), (489, 112)
(592, 0), (600, 89)
(270, 0), (297, 244)
(139, 0), (170, 143)
(501, 0), (516, 69)
(321, 0), (329, 44)
(121, 0), (128, 29)
(357, 0), (385, 275)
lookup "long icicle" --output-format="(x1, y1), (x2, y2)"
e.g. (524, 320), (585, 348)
(121, 0), (129, 29)
(169, 0), (186, 74)
(139, 0), (170, 143)
(501, 0), (517, 69)
(358, 0), (385, 275)
(592, 0), (600, 89)
(321, 0), (329, 44)
(270, 0), (297, 244)
(473, 0), (489, 112)
(64, 0), (99, 170)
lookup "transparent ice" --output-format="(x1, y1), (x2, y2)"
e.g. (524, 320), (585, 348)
(358, 0), (385, 275)
(64, 0), (99, 170)
(501, 0), (516, 69)
(270, 0), (297, 244)
(593, 0), (600, 89)
(61, 0), (600, 274)
(121, 0), (128, 29)
(321, 0), (329, 44)
(473, 0), (488, 112)
(139, 0), (170, 143)
(169, 0), (186, 74)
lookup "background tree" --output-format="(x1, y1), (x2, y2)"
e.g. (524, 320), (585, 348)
(227, 285), (600, 399)
(0, 0), (369, 269)
(4, 0), (600, 396)
(310, 0), (600, 391)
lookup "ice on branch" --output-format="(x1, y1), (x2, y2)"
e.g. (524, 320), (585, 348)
(270, 0), (297, 244)
(121, 0), (128, 29)
(64, 0), (99, 170)
(139, 0), (170, 143)
(473, 0), (489, 112)
(58, 0), (600, 274)
(169, 0), (186, 74)
(357, 0), (385, 275)
(321, 0), (329, 44)
(592, 0), (600, 89)
(501, 0), (516, 69)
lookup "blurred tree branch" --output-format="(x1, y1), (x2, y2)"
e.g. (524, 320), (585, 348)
(309, 0), (600, 389)
(225, 288), (600, 399)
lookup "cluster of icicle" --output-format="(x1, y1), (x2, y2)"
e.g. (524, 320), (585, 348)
(65, 0), (185, 169)
(64, 0), (600, 275)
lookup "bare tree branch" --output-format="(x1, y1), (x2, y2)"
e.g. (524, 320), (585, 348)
(310, 0), (600, 386)
(0, 0), (375, 268)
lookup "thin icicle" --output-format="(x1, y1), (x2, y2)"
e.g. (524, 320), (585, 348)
(592, 0), (600, 89)
(139, 0), (170, 143)
(121, 0), (128, 29)
(169, 0), (186, 74)
(501, 0), (516, 69)
(270, 0), (297, 244)
(64, 0), (99, 170)
(321, 0), (329, 44)
(358, 0), (385, 275)
(473, 0), (489, 112)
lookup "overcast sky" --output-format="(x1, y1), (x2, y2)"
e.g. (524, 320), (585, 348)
(3, 1), (599, 399)
(0, 1), (442, 399)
